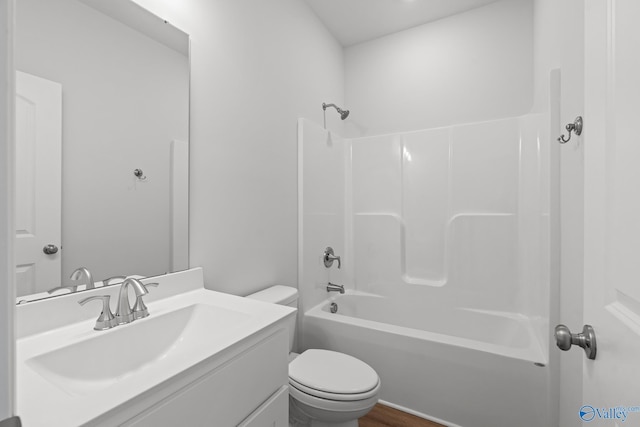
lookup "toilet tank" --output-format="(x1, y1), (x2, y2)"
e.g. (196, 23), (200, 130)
(245, 285), (298, 352)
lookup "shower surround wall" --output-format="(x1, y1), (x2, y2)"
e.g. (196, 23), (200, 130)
(351, 117), (549, 325)
(300, 114), (550, 348)
(298, 108), (553, 425)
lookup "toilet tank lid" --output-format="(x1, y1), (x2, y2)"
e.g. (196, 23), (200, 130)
(246, 285), (298, 305)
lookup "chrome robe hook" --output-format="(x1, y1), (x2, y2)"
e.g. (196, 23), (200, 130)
(558, 116), (583, 144)
(133, 168), (147, 180)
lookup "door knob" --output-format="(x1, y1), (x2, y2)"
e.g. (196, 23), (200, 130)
(43, 244), (59, 255)
(555, 324), (597, 360)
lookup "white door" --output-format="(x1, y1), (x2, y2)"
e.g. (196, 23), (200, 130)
(580, 0), (640, 424)
(14, 71), (62, 296)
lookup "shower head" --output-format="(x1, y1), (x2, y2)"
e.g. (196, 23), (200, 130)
(322, 103), (350, 120)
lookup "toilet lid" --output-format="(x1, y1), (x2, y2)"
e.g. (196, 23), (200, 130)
(289, 349), (379, 397)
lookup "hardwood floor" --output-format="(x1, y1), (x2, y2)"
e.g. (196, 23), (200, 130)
(359, 404), (445, 427)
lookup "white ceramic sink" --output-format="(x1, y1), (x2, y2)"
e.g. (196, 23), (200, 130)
(26, 303), (250, 396)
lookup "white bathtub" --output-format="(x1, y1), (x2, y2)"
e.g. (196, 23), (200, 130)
(301, 292), (553, 427)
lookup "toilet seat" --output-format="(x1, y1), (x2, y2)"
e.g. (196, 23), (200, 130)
(288, 349), (380, 402)
(289, 382), (380, 415)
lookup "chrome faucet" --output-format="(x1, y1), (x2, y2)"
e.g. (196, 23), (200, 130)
(71, 267), (95, 290)
(327, 282), (345, 294)
(115, 277), (148, 325)
(48, 266), (95, 294)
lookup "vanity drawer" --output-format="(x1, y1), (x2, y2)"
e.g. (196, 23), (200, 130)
(237, 385), (288, 427)
(122, 329), (288, 427)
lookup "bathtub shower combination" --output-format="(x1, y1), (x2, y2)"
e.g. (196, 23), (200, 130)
(298, 84), (559, 427)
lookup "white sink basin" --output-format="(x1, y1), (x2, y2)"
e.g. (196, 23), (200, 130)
(26, 304), (250, 396)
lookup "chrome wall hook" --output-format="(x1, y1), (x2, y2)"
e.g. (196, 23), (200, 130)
(558, 116), (583, 144)
(133, 168), (147, 180)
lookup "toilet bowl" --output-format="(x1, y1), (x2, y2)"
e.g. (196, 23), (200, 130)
(289, 349), (380, 427)
(246, 286), (380, 427)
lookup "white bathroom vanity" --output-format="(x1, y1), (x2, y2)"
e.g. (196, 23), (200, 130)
(15, 268), (295, 426)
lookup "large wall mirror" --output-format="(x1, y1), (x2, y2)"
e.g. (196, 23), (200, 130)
(14, 0), (190, 302)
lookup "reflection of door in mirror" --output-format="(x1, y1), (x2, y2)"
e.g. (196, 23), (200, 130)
(15, 71), (62, 296)
(15, 0), (190, 302)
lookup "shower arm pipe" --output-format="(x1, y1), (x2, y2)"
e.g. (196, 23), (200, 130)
(322, 102), (350, 129)
(323, 103), (340, 113)
(322, 103), (348, 116)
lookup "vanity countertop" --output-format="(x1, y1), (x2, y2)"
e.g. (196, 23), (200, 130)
(15, 268), (295, 426)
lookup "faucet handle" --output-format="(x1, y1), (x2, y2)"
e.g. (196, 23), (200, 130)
(323, 247), (341, 269)
(78, 295), (117, 331)
(132, 283), (159, 320)
(102, 276), (126, 287)
(48, 285), (77, 295)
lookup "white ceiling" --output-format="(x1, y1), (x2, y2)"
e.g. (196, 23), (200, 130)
(302, 0), (502, 47)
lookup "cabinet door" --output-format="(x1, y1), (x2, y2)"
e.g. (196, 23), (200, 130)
(237, 385), (288, 427)
(124, 330), (288, 427)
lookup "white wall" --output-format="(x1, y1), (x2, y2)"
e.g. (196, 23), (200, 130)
(533, 1), (584, 427)
(132, 0), (345, 296)
(344, 0), (533, 138)
(0, 0), (14, 418)
(15, 0), (189, 287)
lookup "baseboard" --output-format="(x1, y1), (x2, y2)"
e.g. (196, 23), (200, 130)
(377, 400), (462, 427)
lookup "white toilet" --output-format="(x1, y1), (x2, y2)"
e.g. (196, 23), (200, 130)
(246, 286), (380, 427)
